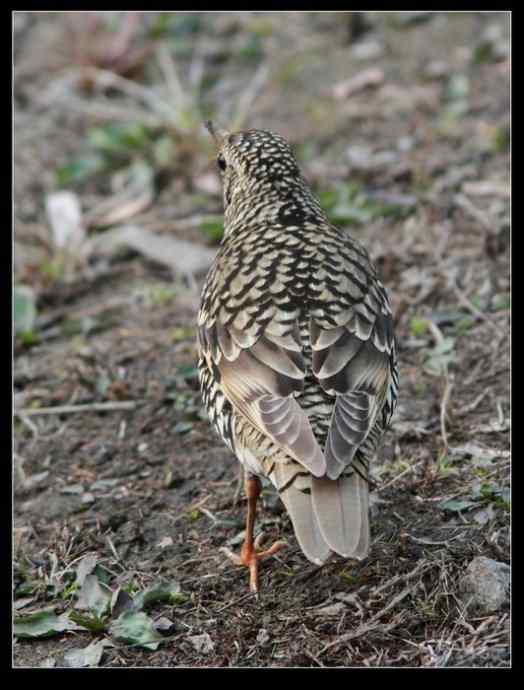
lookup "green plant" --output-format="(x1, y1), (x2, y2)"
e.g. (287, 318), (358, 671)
(319, 182), (413, 227)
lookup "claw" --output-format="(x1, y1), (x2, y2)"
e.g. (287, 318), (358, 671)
(219, 546), (243, 566)
(222, 473), (287, 594)
(221, 538), (288, 593)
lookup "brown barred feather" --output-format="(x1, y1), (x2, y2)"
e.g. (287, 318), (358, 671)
(198, 125), (398, 565)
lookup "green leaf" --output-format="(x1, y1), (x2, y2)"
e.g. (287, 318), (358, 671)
(75, 574), (112, 619)
(319, 183), (412, 227)
(68, 610), (107, 633)
(492, 125), (510, 153)
(56, 154), (105, 187)
(109, 610), (164, 651)
(87, 123), (151, 154)
(63, 639), (113, 668)
(492, 294), (510, 312)
(14, 285), (37, 335)
(167, 13), (203, 38)
(93, 564), (114, 587)
(239, 33), (263, 60)
(454, 315), (476, 335)
(15, 581), (38, 597)
(153, 135), (176, 168)
(410, 317), (430, 337)
(173, 421), (193, 435)
(473, 40), (496, 64)
(446, 74), (470, 102)
(133, 581), (187, 611)
(477, 482), (510, 507)
(200, 218), (224, 242)
(438, 499), (476, 513)
(177, 365), (199, 383)
(424, 337), (456, 376)
(14, 610), (84, 639)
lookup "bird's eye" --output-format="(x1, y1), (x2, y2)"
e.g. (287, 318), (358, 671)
(217, 154), (227, 172)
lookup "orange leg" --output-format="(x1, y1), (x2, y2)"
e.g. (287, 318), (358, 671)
(221, 473), (287, 594)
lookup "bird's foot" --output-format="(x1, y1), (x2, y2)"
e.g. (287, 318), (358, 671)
(220, 533), (287, 595)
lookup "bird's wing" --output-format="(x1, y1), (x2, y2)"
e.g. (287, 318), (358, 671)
(198, 318), (326, 477)
(311, 280), (396, 480)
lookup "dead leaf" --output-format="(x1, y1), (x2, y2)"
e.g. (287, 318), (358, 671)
(462, 181), (510, 199)
(194, 171), (221, 195)
(156, 536), (174, 549)
(86, 224), (215, 276)
(351, 40), (384, 61)
(85, 163), (154, 228)
(448, 443), (509, 460)
(46, 191), (85, 250)
(187, 632), (214, 654)
(14, 597), (37, 610)
(311, 602), (346, 618)
(333, 68), (384, 99)
(63, 639), (114, 668)
(256, 628), (270, 645)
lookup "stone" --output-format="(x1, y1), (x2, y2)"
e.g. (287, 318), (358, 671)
(459, 556), (510, 615)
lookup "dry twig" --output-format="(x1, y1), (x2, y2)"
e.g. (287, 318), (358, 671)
(15, 401), (137, 417)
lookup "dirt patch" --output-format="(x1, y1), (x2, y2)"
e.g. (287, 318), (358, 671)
(14, 11), (510, 667)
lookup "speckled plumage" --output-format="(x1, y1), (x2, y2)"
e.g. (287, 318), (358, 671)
(198, 125), (398, 566)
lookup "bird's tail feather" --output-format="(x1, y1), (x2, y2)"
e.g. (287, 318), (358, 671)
(311, 472), (370, 560)
(271, 462), (332, 565)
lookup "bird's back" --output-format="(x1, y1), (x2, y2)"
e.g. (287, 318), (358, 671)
(198, 126), (398, 566)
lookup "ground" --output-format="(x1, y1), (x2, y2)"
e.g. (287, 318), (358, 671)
(14, 11), (510, 668)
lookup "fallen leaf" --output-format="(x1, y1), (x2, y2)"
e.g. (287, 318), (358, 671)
(351, 40), (384, 61)
(472, 504), (496, 526)
(438, 499), (477, 513)
(311, 602), (346, 617)
(133, 581), (187, 610)
(63, 639), (114, 668)
(18, 471), (49, 492)
(39, 658), (57, 668)
(14, 610), (84, 639)
(333, 68), (384, 99)
(68, 610), (107, 633)
(61, 484), (84, 495)
(109, 610), (164, 651)
(86, 225), (215, 276)
(448, 443), (509, 460)
(462, 180), (510, 199)
(45, 191), (85, 250)
(86, 162), (154, 228)
(13, 596), (37, 610)
(187, 632), (214, 654)
(194, 171), (221, 195)
(75, 574), (112, 619)
(14, 285), (37, 335)
(256, 628), (270, 645)
(173, 421), (193, 435)
(111, 587), (134, 618)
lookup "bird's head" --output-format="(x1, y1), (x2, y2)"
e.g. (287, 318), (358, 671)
(205, 121), (307, 221)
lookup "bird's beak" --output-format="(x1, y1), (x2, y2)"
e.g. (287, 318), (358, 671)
(205, 120), (230, 147)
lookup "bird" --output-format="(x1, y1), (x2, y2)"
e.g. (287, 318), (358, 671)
(197, 121), (398, 594)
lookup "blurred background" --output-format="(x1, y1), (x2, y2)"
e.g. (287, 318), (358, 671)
(14, 12), (510, 668)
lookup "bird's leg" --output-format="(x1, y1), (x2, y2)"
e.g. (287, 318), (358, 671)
(221, 472), (287, 594)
